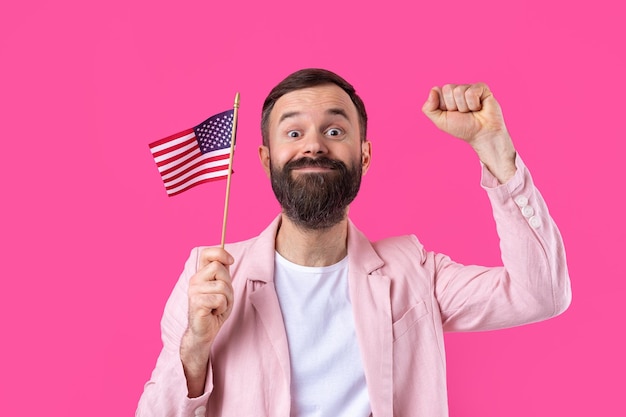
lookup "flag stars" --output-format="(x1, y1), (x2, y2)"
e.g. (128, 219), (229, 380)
(193, 110), (235, 155)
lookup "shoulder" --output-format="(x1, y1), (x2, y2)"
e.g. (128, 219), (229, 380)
(358, 233), (438, 307)
(371, 234), (428, 266)
(371, 234), (424, 252)
(347, 219), (429, 267)
(223, 234), (264, 259)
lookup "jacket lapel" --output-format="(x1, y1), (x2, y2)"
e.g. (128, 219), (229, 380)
(244, 216), (292, 391)
(248, 282), (291, 385)
(347, 220), (393, 417)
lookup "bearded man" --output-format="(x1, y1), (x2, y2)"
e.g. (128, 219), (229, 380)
(137, 68), (571, 417)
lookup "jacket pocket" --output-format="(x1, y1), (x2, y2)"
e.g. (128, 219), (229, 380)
(392, 300), (429, 341)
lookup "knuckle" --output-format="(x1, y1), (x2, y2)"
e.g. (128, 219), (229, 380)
(199, 246), (228, 265)
(199, 247), (216, 262)
(208, 279), (226, 292)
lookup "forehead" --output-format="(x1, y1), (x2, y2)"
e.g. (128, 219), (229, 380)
(269, 84), (358, 125)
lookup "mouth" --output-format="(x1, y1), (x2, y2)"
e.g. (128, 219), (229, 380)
(286, 157), (342, 173)
(292, 166), (335, 173)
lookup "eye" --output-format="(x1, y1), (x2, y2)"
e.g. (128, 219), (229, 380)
(326, 128), (343, 137)
(287, 130), (301, 138)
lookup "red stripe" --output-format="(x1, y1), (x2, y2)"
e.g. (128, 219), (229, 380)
(167, 175), (229, 197)
(149, 128), (195, 149)
(156, 145), (200, 169)
(165, 164), (230, 190)
(162, 154), (231, 183)
(151, 136), (197, 159)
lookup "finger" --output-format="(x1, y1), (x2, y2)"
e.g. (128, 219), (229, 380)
(441, 84), (458, 111)
(422, 87), (443, 113)
(195, 260), (233, 285)
(190, 291), (226, 313)
(453, 85), (471, 112)
(189, 279), (234, 314)
(194, 278), (233, 303)
(195, 290), (232, 316)
(197, 247), (235, 269)
(465, 83), (491, 111)
(208, 293), (230, 316)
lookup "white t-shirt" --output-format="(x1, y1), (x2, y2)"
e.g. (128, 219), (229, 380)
(274, 252), (371, 417)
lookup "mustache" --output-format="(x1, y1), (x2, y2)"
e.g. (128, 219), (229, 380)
(284, 157), (347, 172)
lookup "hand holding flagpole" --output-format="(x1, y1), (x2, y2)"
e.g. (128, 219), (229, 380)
(220, 92), (240, 248)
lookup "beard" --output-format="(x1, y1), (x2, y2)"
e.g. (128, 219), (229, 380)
(270, 156), (362, 230)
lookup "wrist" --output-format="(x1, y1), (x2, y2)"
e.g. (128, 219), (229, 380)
(471, 132), (516, 184)
(180, 329), (212, 397)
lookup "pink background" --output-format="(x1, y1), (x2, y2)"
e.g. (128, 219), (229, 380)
(1, 0), (623, 415)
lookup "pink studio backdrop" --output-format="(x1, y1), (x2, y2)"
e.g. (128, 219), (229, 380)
(1, 0), (623, 415)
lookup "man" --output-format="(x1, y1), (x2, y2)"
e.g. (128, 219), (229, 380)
(137, 68), (571, 417)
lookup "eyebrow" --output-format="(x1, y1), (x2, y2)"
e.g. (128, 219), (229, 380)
(326, 108), (350, 120)
(278, 108), (351, 124)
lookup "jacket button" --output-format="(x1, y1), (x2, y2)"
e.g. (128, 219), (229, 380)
(529, 216), (541, 229)
(515, 195), (529, 207)
(522, 205), (535, 218)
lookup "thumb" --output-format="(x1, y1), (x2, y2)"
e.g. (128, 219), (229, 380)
(421, 87), (442, 121)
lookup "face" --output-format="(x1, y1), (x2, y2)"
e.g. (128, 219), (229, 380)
(259, 84), (372, 229)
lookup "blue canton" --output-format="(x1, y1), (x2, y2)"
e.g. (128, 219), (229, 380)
(193, 110), (234, 154)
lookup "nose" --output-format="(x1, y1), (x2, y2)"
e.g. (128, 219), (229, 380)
(302, 131), (328, 156)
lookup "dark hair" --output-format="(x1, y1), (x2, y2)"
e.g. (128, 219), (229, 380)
(261, 68), (368, 146)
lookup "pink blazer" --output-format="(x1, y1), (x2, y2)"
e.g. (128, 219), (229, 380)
(137, 156), (571, 417)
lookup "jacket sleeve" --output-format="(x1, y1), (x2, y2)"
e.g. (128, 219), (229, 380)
(435, 154), (572, 331)
(136, 248), (214, 417)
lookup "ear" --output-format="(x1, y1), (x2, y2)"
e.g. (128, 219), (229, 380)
(361, 140), (372, 175)
(258, 145), (271, 178)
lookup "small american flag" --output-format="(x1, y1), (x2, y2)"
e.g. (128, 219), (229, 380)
(149, 110), (235, 197)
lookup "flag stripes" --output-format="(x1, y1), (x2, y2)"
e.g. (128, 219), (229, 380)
(149, 110), (234, 196)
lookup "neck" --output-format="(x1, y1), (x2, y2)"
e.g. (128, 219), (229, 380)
(275, 214), (349, 267)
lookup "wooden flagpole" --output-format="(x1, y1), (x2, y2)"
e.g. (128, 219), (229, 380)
(220, 92), (240, 248)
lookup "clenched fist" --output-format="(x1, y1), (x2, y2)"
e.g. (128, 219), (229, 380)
(422, 83), (517, 183)
(180, 247), (234, 398)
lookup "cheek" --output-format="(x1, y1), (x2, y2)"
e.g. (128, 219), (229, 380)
(269, 146), (298, 167)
